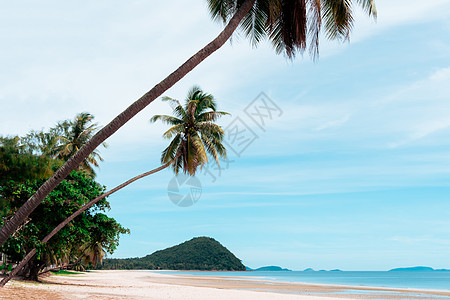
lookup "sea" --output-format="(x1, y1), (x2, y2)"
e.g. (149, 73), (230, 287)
(152, 270), (450, 292)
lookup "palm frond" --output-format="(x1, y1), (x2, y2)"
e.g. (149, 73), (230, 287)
(272, 0), (308, 58)
(195, 93), (217, 113)
(356, 0), (377, 17)
(322, 0), (354, 41)
(201, 135), (220, 164)
(161, 133), (182, 164)
(172, 151), (183, 174)
(184, 133), (204, 175)
(191, 132), (208, 165)
(197, 111), (230, 122)
(149, 115), (184, 126)
(206, 0), (236, 23)
(162, 124), (185, 139)
(307, 0), (321, 59)
(240, 0), (269, 47)
(197, 122), (225, 140)
(213, 140), (227, 157)
(161, 96), (187, 119)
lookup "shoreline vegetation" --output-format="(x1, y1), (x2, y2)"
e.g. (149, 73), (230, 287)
(2, 270), (450, 300)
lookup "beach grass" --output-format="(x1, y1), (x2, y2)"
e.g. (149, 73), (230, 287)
(50, 270), (84, 276)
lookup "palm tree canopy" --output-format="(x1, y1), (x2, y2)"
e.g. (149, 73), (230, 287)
(150, 86), (229, 176)
(52, 112), (108, 176)
(207, 0), (376, 58)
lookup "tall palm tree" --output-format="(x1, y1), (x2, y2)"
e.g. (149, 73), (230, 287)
(53, 113), (107, 176)
(0, 0), (377, 247)
(150, 86), (228, 175)
(0, 87), (229, 286)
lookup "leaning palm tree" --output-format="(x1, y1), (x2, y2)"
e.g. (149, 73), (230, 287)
(0, 87), (229, 286)
(0, 0), (377, 247)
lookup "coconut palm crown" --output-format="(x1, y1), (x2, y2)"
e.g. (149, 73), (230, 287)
(208, 0), (376, 58)
(150, 86), (229, 176)
(53, 112), (108, 176)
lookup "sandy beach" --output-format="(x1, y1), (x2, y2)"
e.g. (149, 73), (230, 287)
(2, 270), (450, 299)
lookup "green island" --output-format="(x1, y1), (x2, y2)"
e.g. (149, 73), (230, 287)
(97, 237), (246, 271)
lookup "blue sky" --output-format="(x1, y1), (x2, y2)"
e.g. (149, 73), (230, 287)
(1, 1), (450, 271)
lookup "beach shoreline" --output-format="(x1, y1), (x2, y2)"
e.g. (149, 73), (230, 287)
(2, 270), (450, 299)
(148, 270), (450, 294)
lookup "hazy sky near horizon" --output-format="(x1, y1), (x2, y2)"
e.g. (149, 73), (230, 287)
(1, 0), (450, 271)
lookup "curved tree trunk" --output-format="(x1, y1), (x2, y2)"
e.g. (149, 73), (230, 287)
(0, 162), (170, 287)
(0, 0), (256, 247)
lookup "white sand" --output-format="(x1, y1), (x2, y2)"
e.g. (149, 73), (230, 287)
(2, 270), (336, 299)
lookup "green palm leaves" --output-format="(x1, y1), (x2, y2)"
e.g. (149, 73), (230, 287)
(52, 113), (107, 176)
(207, 0), (377, 58)
(150, 86), (229, 176)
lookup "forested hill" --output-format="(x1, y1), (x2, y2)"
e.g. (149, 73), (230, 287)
(97, 237), (246, 271)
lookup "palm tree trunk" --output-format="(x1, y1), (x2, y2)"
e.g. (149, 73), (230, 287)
(27, 253), (47, 282)
(0, 162), (171, 287)
(0, 0), (256, 247)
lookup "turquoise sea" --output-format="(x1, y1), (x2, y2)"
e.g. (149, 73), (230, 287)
(153, 270), (450, 291)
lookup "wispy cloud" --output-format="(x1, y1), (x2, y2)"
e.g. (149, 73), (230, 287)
(390, 236), (450, 246)
(315, 114), (351, 131)
(383, 66), (450, 147)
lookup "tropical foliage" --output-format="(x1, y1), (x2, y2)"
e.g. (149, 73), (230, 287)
(0, 113), (127, 281)
(0, 136), (54, 185)
(150, 86), (229, 175)
(0, 172), (128, 280)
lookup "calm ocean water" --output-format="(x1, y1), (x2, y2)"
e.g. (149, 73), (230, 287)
(153, 270), (450, 291)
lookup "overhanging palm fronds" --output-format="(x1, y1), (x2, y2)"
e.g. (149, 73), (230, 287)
(207, 0), (376, 58)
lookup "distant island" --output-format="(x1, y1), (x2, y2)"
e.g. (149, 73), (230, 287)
(247, 266), (291, 271)
(98, 237), (245, 271)
(303, 268), (342, 272)
(389, 266), (450, 272)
